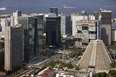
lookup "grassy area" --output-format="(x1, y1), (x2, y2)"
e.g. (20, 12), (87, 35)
(109, 70), (116, 77)
(69, 50), (83, 58)
(62, 38), (76, 49)
(96, 72), (108, 77)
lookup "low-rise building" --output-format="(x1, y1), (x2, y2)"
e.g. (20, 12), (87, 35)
(56, 72), (89, 77)
(39, 70), (55, 77)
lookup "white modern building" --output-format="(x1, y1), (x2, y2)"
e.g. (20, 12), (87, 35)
(11, 10), (21, 26)
(71, 13), (96, 48)
(71, 13), (95, 36)
(1, 18), (8, 37)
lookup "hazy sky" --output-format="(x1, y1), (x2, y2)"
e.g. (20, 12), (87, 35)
(0, 0), (116, 17)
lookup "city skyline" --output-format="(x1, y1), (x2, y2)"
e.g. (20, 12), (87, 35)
(0, 0), (116, 76)
(0, 0), (116, 17)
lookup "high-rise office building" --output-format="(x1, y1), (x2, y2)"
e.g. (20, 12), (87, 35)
(0, 42), (4, 69)
(11, 10), (22, 26)
(112, 18), (116, 42)
(93, 11), (98, 19)
(75, 20), (97, 48)
(61, 15), (66, 35)
(99, 10), (112, 45)
(71, 13), (96, 48)
(0, 50), (4, 69)
(46, 17), (61, 45)
(18, 15), (43, 63)
(71, 13), (95, 36)
(50, 7), (58, 16)
(1, 18), (8, 37)
(60, 14), (71, 37)
(4, 25), (23, 71)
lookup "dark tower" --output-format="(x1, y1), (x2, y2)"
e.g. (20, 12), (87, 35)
(99, 10), (112, 45)
(46, 17), (61, 45)
(50, 7), (58, 16)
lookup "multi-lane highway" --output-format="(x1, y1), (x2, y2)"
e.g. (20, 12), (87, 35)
(15, 53), (62, 77)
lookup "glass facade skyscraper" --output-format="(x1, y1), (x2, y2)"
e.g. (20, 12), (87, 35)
(46, 17), (61, 45)
(18, 15), (43, 63)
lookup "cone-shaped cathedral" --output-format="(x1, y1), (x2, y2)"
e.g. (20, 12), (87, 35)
(77, 40), (113, 71)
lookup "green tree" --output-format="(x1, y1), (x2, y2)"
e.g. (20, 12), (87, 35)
(49, 67), (52, 70)
(96, 72), (108, 77)
(49, 61), (55, 68)
(1, 38), (4, 40)
(75, 66), (79, 70)
(110, 63), (116, 68)
(67, 63), (74, 69)
(59, 62), (65, 69)
(109, 70), (116, 76)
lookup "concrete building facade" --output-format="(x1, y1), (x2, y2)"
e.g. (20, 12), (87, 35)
(112, 30), (116, 42)
(99, 10), (112, 45)
(75, 20), (97, 48)
(4, 25), (23, 71)
(77, 40), (113, 71)
(71, 13), (96, 48)
(71, 13), (95, 36)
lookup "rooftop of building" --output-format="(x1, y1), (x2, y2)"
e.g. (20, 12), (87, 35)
(40, 70), (54, 77)
(71, 13), (81, 16)
(101, 10), (112, 12)
(19, 14), (43, 20)
(46, 16), (60, 18)
(76, 20), (97, 26)
(5, 24), (22, 29)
